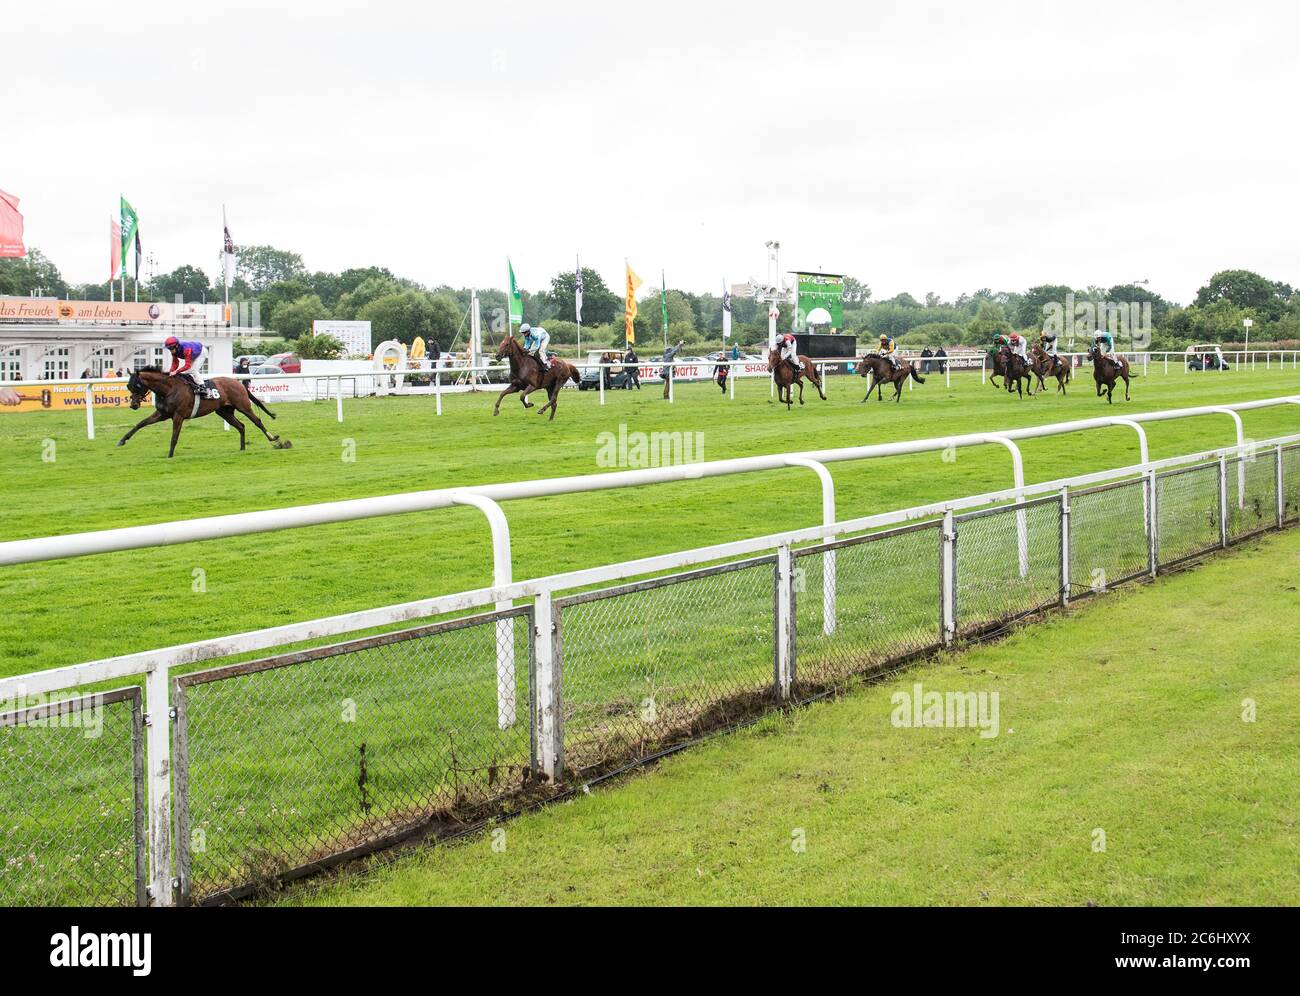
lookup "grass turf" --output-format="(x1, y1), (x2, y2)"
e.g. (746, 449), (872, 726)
(3, 365), (1299, 678)
(276, 526), (1300, 907)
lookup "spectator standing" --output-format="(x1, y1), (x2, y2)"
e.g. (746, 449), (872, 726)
(624, 346), (640, 390)
(935, 346), (948, 375)
(661, 339), (685, 399)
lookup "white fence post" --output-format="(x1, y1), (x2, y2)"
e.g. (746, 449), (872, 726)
(1147, 469), (1159, 578)
(335, 376), (343, 423)
(450, 494), (515, 728)
(775, 544), (794, 698)
(1059, 486), (1070, 607)
(434, 369), (442, 417)
(1276, 443), (1285, 527)
(1218, 456), (1229, 547)
(940, 509), (956, 645)
(534, 591), (559, 782)
(84, 383), (95, 440)
(598, 362), (605, 406)
(145, 663), (172, 906)
(785, 457), (835, 635)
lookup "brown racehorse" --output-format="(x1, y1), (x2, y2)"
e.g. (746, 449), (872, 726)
(857, 353), (925, 403)
(1030, 344), (1071, 395)
(493, 335), (581, 421)
(1003, 350), (1033, 399)
(988, 346), (1010, 387)
(118, 366), (284, 458)
(1087, 344), (1131, 403)
(767, 349), (826, 410)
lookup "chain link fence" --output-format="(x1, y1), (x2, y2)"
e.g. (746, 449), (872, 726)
(0, 687), (145, 907)
(954, 497), (1063, 636)
(1156, 463), (1222, 568)
(1067, 479), (1150, 598)
(1227, 452), (1279, 541)
(1284, 444), (1300, 524)
(172, 608), (535, 905)
(793, 522), (942, 688)
(554, 557), (777, 775)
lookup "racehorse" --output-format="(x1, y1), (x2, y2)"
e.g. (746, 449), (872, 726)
(857, 353), (925, 403)
(493, 335), (581, 421)
(767, 349), (827, 410)
(988, 347), (1010, 388)
(1087, 344), (1131, 403)
(118, 366), (284, 458)
(1030, 344), (1071, 396)
(1003, 351), (1033, 399)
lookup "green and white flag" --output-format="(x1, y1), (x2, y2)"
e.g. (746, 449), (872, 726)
(120, 197), (139, 280)
(660, 271), (668, 344)
(507, 258), (524, 327)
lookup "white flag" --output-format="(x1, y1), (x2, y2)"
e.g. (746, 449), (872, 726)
(222, 207), (236, 289)
(722, 279), (732, 339)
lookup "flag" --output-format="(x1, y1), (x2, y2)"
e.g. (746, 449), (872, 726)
(722, 280), (732, 339)
(624, 262), (642, 345)
(507, 258), (524, 327)
(574, 256), (583, 325)
(660, 270), (669, 344)
(119, 197), (138, 282)
(222, 207), (237, 289)
(0, 189), (25, 258)
(110, 219), (122, 282)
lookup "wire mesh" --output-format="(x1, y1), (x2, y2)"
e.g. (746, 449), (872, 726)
(1226, 452), (1279, 541)
(793, 522), (941, 687)
(0, 687), (145, 907)
(173, 608), (534, 905)
(1284, 444), (1300, 524)
(954, 497), (1062, 635)
(1156, 463), (1221, 567)
(1068, 479), (1149, 597)
(555, 557), (777, 775)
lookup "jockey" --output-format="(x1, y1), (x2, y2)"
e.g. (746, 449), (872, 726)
(878, 334), (899, 370)
(1008, 332), (1029, 363)
(1039, 330), (1058, 357)
(520, 323), (551, 370)
(776, 332), (799, 371)
(1093, 327), (1119, 363)
(992, 332), (1011, 354)
(164, 336), (213, 396)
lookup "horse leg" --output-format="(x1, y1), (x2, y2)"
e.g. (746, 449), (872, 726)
(519, 383), (539, 408)
(217, 406), (247, 450)
(894, 379), (903, 402)
(1123, 373), (1131, 401)
(237, 401), (279, 442)
(494, 383), (520, 415)
(117, 410), (165, 447)
(797, 380), (805, 405)
(167, 413), (186, 458)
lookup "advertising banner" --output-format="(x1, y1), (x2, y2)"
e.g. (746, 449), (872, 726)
(0, 297), (221, 323)
(0, 382), (142, 413)
(793, 272), (845, 329)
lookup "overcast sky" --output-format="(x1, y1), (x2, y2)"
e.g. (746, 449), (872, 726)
(4, 0), (1297, 303)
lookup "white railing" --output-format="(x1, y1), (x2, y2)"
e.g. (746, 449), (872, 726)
(3, 423), (1299, 905)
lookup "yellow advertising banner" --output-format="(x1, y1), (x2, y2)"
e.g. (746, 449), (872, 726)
(0, 382), (145, 413)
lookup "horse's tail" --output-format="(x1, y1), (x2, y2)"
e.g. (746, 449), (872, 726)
(909, 366), (926, 384)
(246, 384), (277, 419)
(568, 365), (581, 386)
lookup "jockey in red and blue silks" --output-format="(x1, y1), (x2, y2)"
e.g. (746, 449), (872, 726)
(164, 336), (204, 376)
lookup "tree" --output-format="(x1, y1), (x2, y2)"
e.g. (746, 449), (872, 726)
(358, 290), (460, 348)
(1017, 284), (1075, 328)
(151, 265), (210, 303)
(547, 267), (621, 326)
(0, 248), (68, 297)
(236, 245), (306, 291)
(269, 294), (329, 339)
(965, 301), (1012, 344)
(295, 333), (346, 359)
(842, 277), (872, 307)
(1194, 270), (1292, 321)
(335, 276), (402, 320)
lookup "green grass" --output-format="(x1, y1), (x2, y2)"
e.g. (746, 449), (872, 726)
(3, 366), (1300, 678)
(277, 527), (1300, 907)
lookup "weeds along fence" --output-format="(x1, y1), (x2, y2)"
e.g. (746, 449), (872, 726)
(3, 434), (1300, 906)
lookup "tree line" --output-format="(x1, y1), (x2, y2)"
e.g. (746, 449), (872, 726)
(3, 247), (1297, 354)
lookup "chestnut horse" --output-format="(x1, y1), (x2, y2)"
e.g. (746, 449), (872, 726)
(1087, 344), (1131, 403)
(1030, 344), (1071, 396)
(767, 349), (826, 410)
(857, 353), (925, 403)
(118, 366), (284, 458)
(493, 335), (581, 421)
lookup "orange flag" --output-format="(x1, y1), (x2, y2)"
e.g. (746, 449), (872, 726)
(625, 262), (642, 345)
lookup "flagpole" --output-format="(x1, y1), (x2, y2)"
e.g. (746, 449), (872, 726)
(223, 205), (230, 318)
(575, 253), (581, 362)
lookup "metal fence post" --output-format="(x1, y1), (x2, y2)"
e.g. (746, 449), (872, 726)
(145, 663), (173, 906)
(598, 363), (605, 406)
(1147, 470), (1159, 578)
(1218, 456), (1229, 547)
(775, 545), (794, 698)
(1059, 487), (1070, 607)
(335, 376), (344, 423)
(1276, 444), (1286, 528)
(84, 383), (95, 440)
(940, 509), (956, 646)
(534, 591), (561, 781)
(434, 369), (442, 416)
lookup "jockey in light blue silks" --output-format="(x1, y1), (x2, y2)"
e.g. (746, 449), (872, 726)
(1094, 328), (1119, 365)
(520, 323), (550, 372)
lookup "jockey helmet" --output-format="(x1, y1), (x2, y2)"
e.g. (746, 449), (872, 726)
(164, 335), (179, 348)
(879, 334), (889, 341)
(520, 323), (531, 336)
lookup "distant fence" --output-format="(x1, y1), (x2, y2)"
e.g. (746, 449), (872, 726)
(3, 433), (1299, 906)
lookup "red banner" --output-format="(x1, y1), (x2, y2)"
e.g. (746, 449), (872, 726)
(0, 189), (24, 258)
(110, 219), (121, 281)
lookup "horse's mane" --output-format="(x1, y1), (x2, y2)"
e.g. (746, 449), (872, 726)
(136, 364), (163, 373)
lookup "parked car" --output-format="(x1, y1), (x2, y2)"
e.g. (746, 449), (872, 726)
(266, 352), (302, 373)
(578, 350), (631, 390)
(249, 365), (286, 376)
(235, 354), (268, 369)
(1186, 344), (1230, 371)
